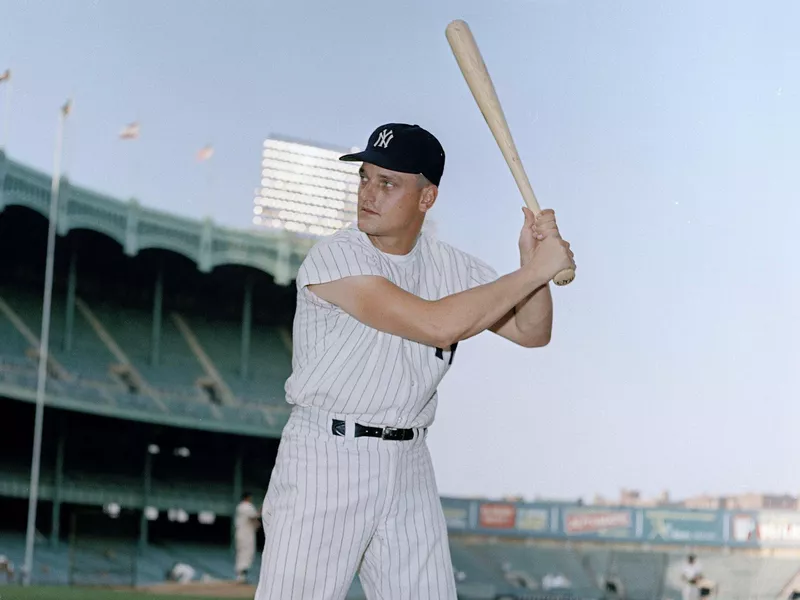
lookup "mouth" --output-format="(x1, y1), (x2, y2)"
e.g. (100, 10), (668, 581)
(360, 207), (379, 216)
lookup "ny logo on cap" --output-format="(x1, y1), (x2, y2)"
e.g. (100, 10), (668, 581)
(374, 129), (394, 149)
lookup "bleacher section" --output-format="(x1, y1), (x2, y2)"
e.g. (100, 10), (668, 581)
(6, 526), (800, 598)
(0, 288), (293, 435)
(96, 304), (205, 393)
(454, 540), (598, 596)
(0, 531), (365, 598)
(603, 550), (668, 599)
(192, 315), (291, 405)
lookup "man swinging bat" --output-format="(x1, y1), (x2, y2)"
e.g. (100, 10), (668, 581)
(254, 122), (575, 600)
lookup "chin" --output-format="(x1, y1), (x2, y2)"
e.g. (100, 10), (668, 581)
(357, 215), (381, 235)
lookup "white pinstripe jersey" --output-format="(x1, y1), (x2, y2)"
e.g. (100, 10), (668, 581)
(284, 223), (498, 429)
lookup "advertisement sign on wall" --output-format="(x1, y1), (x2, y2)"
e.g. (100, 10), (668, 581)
(479, 503), (516, 529)
(643, 510), (721, 543)
(515, 507), (550, 533)
(440, 498), (472, 530)
(729, 513), (758, 543)
(563, 508), (633, 538)
(437, 496), (800, 550)
(733, 512), (800, 546)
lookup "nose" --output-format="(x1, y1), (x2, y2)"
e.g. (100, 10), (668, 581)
(359, 180), (377, 204)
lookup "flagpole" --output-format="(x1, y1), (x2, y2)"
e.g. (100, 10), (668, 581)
(1, 74), (11, 150)
(22, 99), (70, 587)
(132, 125), (142, 199)
(121, 120), (141, 198)
(207, 150), (214, 209)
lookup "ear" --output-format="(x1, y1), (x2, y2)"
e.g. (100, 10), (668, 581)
(418, 185), (438, 214)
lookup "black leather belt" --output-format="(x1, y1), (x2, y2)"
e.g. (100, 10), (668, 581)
(331, 419), (418, 441)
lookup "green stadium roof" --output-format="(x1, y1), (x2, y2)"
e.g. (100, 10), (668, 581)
(0, 150), (316, 285)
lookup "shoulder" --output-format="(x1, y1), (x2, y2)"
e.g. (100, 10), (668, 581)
(424, 233), (498, 283)
(305, 226), (381, 266)
(297, 225), (384, 288)
(313, 224), (372, 251)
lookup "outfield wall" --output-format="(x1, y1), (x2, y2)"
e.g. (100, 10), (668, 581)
(441, 498), (800, 549)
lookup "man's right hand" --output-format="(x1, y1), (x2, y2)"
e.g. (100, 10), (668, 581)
(525, 233), (575, 285)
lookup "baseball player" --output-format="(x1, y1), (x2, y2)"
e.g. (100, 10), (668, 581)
(165, 561), (196, 584)
(234, 491), (260, 583)
(254, 123), (575, 600)
(0, 554), (15, 583)
(681, 554), (703, 600)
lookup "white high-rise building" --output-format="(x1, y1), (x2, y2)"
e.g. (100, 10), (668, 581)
(254, 136), (360, 237)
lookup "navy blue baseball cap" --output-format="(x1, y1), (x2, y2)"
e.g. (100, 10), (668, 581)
(339, 123), (446, 186)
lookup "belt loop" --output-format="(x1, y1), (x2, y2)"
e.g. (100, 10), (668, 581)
(345, 419), (355, 439)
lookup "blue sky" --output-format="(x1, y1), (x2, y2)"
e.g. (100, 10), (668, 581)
(2, 0), (798, 504)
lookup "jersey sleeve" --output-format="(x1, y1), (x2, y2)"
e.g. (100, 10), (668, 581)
(467, 255), (499, 288)
(296, 239), (385, 289)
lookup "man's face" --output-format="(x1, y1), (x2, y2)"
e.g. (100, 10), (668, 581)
(356, 163), (431, 236)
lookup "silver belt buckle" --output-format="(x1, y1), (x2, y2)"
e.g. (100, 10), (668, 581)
(382, 427), (400, 440)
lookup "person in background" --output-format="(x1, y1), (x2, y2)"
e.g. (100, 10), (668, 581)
(681, 554), (702, 600)
(235, 491), (261, 583)
(166, 561), (196, 584)
(0, 554), (16, 583)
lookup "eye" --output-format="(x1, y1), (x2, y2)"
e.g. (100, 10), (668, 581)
(382, 180), (394, 189)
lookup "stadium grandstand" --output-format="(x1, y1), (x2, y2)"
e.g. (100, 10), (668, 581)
(3, 148), (800, 600)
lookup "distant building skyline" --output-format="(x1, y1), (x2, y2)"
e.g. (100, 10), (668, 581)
(592, 489), (799, 511)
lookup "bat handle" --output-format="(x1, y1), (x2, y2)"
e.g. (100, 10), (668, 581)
(523, 198), (575, 287)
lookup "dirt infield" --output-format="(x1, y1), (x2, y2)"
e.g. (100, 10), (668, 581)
(137, 581), (256, 597)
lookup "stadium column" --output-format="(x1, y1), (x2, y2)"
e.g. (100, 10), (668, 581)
(139, 447), (153, 553)
(63, 250), (77, 351)
(231, 445), (243, 553)
(150, 266), (163, 366)
(50, 428), (66, 547)
(240, 274), (253, 380)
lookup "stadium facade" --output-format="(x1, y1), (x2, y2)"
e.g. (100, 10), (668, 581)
(3, 149), (800, 599)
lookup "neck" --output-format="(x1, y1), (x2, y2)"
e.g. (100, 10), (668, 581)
(366, 226), (422, 255)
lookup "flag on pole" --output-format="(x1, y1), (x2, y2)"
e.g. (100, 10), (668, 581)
(0, 69), (10, 83)
(61, 98), (72, 117)
(119, 121), (140, 140)
(196, 144), (214, 161)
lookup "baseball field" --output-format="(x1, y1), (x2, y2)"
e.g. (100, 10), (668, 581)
(4, 582), (256, 600)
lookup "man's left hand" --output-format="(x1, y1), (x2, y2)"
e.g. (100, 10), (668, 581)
(519, 207), (561, 266)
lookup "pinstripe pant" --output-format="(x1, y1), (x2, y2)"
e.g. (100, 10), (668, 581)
(254, 406), (458, 600)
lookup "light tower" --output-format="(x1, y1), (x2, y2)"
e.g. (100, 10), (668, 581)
(254, 135), (360, 237)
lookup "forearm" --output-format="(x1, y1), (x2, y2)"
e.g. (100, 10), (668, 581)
(432, 267), (545, 346)
(514, 282), (553, 338)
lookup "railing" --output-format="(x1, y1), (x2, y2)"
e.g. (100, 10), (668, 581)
(0, 356), (290, 436)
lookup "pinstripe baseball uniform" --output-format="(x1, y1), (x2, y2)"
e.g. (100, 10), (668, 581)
(254, 223), (497, 600)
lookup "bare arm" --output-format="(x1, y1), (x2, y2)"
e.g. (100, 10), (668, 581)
(309, 262), (548, 349)
(489, 282), (553, 347)
(308, 235), (571, 348)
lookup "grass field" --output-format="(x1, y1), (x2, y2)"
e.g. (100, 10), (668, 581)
(0, 585), (253, 600)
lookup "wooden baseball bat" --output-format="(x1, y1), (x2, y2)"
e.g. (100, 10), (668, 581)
(445, 19), (575, 287)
